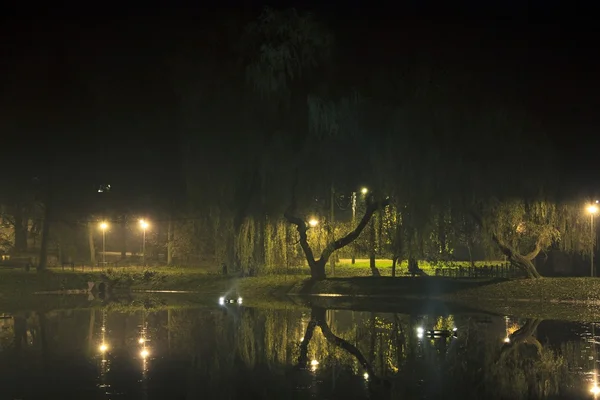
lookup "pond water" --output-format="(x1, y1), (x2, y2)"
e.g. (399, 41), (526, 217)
(0, 296), (595, 399)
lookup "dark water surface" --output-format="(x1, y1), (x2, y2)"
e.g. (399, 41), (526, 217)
(0, 296), (595, 399)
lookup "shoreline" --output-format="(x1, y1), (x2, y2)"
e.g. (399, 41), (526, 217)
(3, 269), (600, 321)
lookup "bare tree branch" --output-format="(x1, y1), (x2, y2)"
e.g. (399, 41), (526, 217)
(318, 197), (391, 264)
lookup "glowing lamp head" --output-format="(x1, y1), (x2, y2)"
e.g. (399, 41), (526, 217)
(99, 343), (108, 352)
(100, 222), (108, 231)
(140, 349), (149, 359)
(310, 359), (319, 366)
(237, 297), (243, 304)
(139, 219), (149, 229)
(138, 338), (145, 344)
(361, 187), (368, 195)
(591, 385), (600, 395)
(504, 337), (511, 343)
(363, 372), (369, 380)
(308, 218), (319, 227)
(219, 297), (225, 305)
(589, 205), (599, 215)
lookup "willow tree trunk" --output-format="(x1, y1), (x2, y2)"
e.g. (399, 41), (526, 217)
(368, 218), (380, 276)
(438, 208), (446, 257)
(120, 216), (127, 260)
(88, 222), (96, 267)
(38, 201), (51, 271)
(13, 207), (28, 253)
(167, 217), (174, 266)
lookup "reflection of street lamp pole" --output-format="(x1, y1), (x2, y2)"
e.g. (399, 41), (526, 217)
(139, 219), (149, 267)
(588, 203), (598, 277)
(100, 222), (108, 268)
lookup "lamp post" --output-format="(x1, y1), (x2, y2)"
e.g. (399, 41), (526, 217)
(350, 188), (368, 265)
(100, 222), (108, 268)
(351, 192), (357, 264)
(589, 203), (599, 277)
(139, 219), (149, 267)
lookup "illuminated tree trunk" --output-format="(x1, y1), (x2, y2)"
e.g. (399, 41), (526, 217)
(120, 215), (127, 260)
(13, 206), (28, 252)
(88, 222), (97, 267)
(167, 216), (174, 266)
(38, 202), (51, 271)
(285, 190), (390, 281)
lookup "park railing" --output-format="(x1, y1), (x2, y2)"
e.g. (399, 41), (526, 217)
(434, 263), (524, 279)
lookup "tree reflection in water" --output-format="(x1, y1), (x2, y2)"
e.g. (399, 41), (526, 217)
(297, 307), (389, 393)
(0, 304), (590, 399)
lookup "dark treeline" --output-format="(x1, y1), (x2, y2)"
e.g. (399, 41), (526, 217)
(0, 7), (597, 278)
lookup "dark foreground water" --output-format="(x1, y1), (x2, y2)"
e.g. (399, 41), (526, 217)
(0, 297), (596, 399)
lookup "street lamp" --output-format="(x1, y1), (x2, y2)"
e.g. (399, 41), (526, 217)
(308, 218), (319, 228)
(350, 188), (369, 264)
(139, 219), (149, 266)
(99, 222), (108, 268)
(589, 203), (599, 277)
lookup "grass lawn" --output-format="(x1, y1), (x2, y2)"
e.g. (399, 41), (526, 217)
(331, 259), (505, 277)
(7, 264), (600, 322)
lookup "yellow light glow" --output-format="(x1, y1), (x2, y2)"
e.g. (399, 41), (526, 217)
(363, 372), (369, 380)
(310, 359), (319, 366)
(591, 384), (600, 395)
(100, 222), (108, 230)
(589, 205), (599, 215)
(138, 338), (145, 344)
(504, 337), (510, 343)
(99, 343), (108, 352)
(140, 349), (149, 358)
(139, 219), (149, 229)
(361, 187), (368, 195)
(308, 218), (319, 227)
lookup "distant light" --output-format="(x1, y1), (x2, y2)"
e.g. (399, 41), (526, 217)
(453, 327), (458, 332)
(237, 297), (243, 304)
(140, 349), (149, 358)
(310, 359), (319, 366)
(591, 385), (600, 395)
(100, 222), (108, 231)
(99, 343), (108, 352)
(361, 187), (368, 195)
(416, 327), (424, 334)
(139, 219), (149, 229)
(504, 337), (510, 343)
(138, 338), (145, 344)
(589, 205), (599, 215)
(363, 372), (369, 380)
(308, 218), (319, 227)
(219, 297), (225, 305)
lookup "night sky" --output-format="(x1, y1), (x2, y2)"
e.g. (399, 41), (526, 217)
(1, 1), (598, 206)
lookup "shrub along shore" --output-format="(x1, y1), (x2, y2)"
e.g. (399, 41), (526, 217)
(2, 268), (600, 321)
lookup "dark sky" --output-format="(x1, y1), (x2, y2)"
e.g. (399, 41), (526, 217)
(1, 1), (599, 202)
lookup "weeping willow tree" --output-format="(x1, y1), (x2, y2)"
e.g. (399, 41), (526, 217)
(473, 199), (590, 278)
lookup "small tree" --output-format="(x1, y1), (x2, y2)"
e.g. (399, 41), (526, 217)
(474, 199), (589, 279)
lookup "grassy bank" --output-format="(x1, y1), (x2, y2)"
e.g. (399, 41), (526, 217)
(0, 268), (305, 311)
(5, 268), (600, 322)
